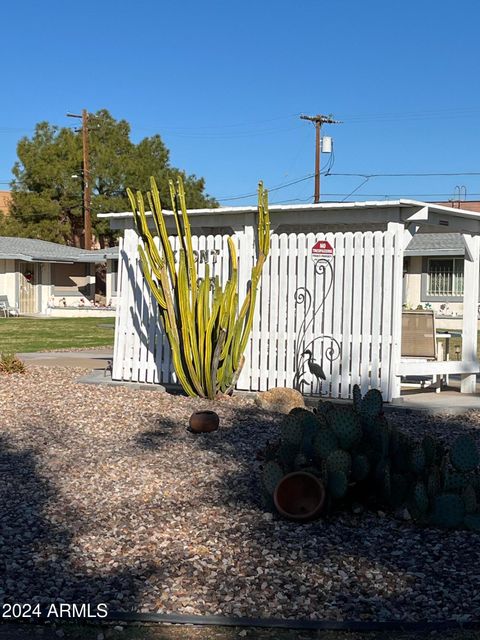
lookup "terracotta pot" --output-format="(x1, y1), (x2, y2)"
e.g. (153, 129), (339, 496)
(189, 410), (219, 433)
(274, 472), (325, 522)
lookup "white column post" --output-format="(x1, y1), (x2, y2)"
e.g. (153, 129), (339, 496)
(387, 221), (407, 400)
(461, 234), (480, 393)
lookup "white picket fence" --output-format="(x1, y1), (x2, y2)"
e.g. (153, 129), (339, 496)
(113, 227), (404, 400)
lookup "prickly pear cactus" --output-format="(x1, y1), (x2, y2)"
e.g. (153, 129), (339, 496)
(412, 481), (429, 514)
(427, 467), (441, 498)
(390, 473), (409, 508)
(313, 428), (338, 460)
(360, 388), (383, 419)
(280, 415), (304, 445)
(450, 434), (479, 473)
(262, 461), (284, 495)
(352, 384), (362, 414)
(326, 449), (352, 475)
(351, 453), (370, 482)
(329, 408), (362, 450)
(328, 470), (348, 499)
(410, 445), (426, 475)
(259, 383), (480, 531)
(431, 493), (466, 529)
(463, 484), (477, 514)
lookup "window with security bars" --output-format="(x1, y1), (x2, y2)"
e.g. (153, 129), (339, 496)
(427, 258), (464, 296)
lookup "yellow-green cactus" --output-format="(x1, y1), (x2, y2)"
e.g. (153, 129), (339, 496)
(127, 176), (270, 399)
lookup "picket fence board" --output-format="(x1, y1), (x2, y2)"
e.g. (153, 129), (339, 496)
(112, 227), (401, 401)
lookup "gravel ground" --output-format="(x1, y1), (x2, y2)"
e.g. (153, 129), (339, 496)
(1, 367), (480, 623)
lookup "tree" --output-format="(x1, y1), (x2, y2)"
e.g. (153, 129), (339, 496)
(1, 110), (217, 246)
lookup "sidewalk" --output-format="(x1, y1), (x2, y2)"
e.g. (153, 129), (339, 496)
(19, 349), (113, 370)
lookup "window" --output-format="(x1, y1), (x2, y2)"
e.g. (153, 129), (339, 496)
(427, 258), (464, 297)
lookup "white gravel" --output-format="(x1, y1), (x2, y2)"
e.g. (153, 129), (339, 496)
(1, 366), (480, 622)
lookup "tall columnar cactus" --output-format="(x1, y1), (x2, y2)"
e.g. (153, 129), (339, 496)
(127, 177), (270, 399)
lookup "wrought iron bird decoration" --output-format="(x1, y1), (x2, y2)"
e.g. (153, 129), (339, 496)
(302, 349), (326, 394)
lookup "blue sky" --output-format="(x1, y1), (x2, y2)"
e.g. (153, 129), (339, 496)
(1, 0), (480, 206)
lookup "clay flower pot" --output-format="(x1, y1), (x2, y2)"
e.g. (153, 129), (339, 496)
(189, 410), (219, 433)
(274, 471), (325, 522)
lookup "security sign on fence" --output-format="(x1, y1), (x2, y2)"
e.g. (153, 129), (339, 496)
(311, 239), (334, 260)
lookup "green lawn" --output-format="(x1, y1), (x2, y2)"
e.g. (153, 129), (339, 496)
(0, 317), (115, 353)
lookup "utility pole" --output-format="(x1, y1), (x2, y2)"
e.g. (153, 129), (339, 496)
(300, 114), (342, 203)
(66, 109), (92, 249)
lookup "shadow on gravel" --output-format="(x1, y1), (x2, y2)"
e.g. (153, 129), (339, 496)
(0, 432), (152, 613)
(134, 417), (179, 450)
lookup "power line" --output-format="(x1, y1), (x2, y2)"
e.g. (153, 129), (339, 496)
(330, 171), (480, 178)
(218, 173), (316, 202)
(317, 193), (480, 198)
(341, 177), (371, 202)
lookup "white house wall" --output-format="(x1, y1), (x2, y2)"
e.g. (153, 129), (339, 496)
(404, 255), (468, 324)
(0, 260), (18, 307)
(113, 227), (404, 401)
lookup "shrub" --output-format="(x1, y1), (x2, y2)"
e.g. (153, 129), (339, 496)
(0, 353), (26, 374)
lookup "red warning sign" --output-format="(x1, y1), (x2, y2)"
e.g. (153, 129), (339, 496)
(312, 240), (334, 257)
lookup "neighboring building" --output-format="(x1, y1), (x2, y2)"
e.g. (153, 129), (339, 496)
(403, 202), (480, 329)
(100, 199), (480, 401)
(0, 191), (12, 214)
(0, 237), (118, 315)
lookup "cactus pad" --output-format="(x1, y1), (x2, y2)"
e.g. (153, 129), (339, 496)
(262, 461), (284, 495)
(427, 467), (441, 498)
(317, 400), (335, 416)
(410, 445), (426, 475)
(326, 449), (352, 475)
(328, 470), (348, 499)
(280, 415), (304, 445)
(462, 484), (477, 514)
(443, 468), (468, 492)
(330, 408), (362, 450)
(390, 473), (409, 508)
(277, 442), (298, 468)
(450, 434), (479, 473)
(413, 481), (429, 514)
(313, 428), (338, 460)
(352, 454), (370, 482)
(352, 384), (362, 413)
(294, 453), (310, 470)
(360, 388), (383, 418)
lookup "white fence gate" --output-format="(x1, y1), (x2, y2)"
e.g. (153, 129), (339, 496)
(113, 227), (404, 400)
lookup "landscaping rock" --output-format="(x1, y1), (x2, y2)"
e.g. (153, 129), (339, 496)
(1, 366), (480, 622)
(254, 387), (305, 414)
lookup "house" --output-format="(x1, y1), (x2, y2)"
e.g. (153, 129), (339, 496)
(404, 232), (466, 327)
(403, 199), (480, 330)
(100, 198), (480, 401)
(0, 237), (118, 315)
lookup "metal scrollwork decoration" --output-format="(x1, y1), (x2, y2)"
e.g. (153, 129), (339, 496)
(293, 256), (341, 396)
